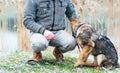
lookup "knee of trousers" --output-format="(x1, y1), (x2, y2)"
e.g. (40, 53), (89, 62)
(30, 34), (48, 52)
(59, 38), (76, 53)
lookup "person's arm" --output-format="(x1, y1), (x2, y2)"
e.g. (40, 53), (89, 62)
(65, 0), (80, 22)
(23, 0), (46, 34)
(24, 0), (55, 40)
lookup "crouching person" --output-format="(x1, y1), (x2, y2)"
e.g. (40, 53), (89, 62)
(23, 0), (79, 63)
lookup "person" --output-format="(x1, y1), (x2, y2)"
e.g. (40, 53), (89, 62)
(23, 0), (79, 63)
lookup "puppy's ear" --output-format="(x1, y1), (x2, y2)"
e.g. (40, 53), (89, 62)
(71, 17), (78, 26)
(71, 17), (78, 30)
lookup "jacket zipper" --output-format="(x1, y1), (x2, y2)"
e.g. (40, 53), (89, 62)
(52, 0), (55, 30)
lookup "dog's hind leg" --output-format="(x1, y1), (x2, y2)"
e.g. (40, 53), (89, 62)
(96, 54), (107, 70)
(74, 40), (95, 67)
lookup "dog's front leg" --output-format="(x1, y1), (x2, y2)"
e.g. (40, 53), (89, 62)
(74, 45), (92, 67)
(74, 40), (95, 67)
(83, 56), (98, 67)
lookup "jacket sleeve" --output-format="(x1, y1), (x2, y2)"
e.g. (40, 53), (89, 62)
(65, 0), (80, 22)
(23, 0), (46, 34)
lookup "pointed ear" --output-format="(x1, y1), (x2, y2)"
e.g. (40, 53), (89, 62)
(71, 17), (78, 30)
(71, 16), (78, 26)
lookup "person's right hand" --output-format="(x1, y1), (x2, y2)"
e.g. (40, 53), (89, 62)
(43, 30), (55, 40)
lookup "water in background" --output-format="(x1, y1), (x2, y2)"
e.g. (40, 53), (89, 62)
(0, 31), (17, 51)
(0, 0), (120, 52)
(0, 0), (29, 51)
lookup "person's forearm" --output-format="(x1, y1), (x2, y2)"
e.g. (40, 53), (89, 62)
(65, 0), (80, 22)
(23, 0), (46, 34)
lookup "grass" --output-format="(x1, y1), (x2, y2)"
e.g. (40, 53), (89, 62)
(0, 50), (120, 73)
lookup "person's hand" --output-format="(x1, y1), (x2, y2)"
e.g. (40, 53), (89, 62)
(43, 30), (55, 40)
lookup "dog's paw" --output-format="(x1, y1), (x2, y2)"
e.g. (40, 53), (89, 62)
(96, 66), (101, 70)
(74, 62), (81, 67)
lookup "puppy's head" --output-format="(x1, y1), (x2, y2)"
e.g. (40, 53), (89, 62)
(71, 17), (81, 30)
(71, 17), (85, 37)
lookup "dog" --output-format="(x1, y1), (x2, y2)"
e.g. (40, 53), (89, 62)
(71, 17), (119, 69)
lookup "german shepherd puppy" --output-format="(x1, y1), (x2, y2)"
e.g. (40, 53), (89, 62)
(71, 18), (119, 69)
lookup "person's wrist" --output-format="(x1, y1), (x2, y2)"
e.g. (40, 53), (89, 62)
(38, 28), (46, 35)
(43, 30), (48, 36)
(42, 29), (46, 35)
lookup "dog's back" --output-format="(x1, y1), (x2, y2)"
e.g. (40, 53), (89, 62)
(91, 35), (119, 68)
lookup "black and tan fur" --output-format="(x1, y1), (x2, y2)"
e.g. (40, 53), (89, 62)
(71, 18), (119, 69)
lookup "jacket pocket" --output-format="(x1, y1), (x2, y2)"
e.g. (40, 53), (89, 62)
(37, 1), (51, 15)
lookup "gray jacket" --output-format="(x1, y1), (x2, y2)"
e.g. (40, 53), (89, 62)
(24, 0), (79, 34)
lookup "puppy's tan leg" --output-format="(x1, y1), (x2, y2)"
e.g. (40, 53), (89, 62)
(83, 56), (98, 67)
(74, 40), (95, 67)
(74, 45), (92, 67)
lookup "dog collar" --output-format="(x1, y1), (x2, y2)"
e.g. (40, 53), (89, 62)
(73, 23), (85, 38)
